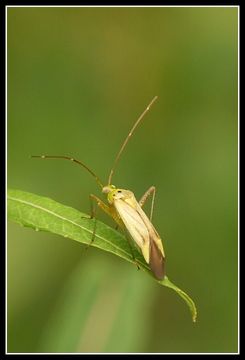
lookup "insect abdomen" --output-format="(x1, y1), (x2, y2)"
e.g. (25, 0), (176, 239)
(149, 239), (165, 280)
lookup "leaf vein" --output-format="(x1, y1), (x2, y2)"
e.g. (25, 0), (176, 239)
(8, 195), (131, 258)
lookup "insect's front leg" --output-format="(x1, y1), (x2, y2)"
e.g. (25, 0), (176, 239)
(86, 195), (140, 270)
(81, 194), (98, 248)
(90, 194), (123, 227)
(85, 194), (107, 248)
(84, 194), (123, 248)
(139, 186), (156, 221)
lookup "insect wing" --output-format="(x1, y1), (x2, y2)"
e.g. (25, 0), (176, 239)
(114, 196), (165, 279)
(135, 202), (165, 258)
(134, 201), (165, 280)
(114, 198), (150, 261)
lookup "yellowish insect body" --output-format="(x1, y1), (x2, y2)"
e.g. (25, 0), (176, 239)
(31, 97), (199, 322)
(32, 96), (166, 279)
(102, 185), (165, 280)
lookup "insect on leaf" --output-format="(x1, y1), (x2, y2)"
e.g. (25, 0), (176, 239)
(7, 189), (197, 322)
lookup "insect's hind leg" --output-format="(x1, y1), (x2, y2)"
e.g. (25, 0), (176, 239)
(139, 186), (156, 221)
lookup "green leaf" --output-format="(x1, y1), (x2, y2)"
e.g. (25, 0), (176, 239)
(7, 188), (197, 322)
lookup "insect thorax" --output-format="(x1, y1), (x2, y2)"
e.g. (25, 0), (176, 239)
(102, 185), (135, 205)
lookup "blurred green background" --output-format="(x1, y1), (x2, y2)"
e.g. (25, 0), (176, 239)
(7, 6), (238, 353)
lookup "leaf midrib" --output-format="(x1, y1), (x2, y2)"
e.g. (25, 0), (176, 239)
(8, 194), (148, 268)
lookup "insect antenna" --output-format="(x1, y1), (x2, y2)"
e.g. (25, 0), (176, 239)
(31, 155), (104, 189)
(107, 96), (158, 185)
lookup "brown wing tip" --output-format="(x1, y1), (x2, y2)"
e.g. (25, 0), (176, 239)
(149, 240), (165, 280)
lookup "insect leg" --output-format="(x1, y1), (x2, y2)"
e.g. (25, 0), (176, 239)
(83, 194), (99, 249)
(89, 196), (139, 270)
(139, 186), (156, 222)
(123, 231), (140, 270)
(84, 194), (123, 248)
(90, 194), (123, 227)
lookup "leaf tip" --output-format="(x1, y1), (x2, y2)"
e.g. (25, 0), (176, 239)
(192, 309), (197, 323)
(161, 275), (197, 324)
